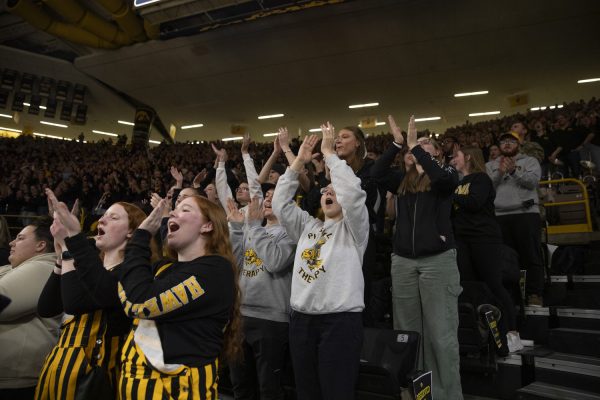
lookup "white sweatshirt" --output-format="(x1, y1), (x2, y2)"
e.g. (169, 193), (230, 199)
(272, 154), (369, 314)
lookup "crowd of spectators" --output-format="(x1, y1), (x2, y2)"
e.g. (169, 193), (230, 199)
(1, 96), (599, 228)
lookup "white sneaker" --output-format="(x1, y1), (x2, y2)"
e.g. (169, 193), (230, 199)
(507, 332), (524, 353)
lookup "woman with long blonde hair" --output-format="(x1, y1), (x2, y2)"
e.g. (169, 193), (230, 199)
(113, 195), (241, 399)
(372, 115), (463, 399)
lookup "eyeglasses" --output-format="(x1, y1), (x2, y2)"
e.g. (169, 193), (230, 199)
(417, 138), (431, 145)
(499, 139), (518, 145)
(320, 187), (335, 195)
(236, 187), (249, 192)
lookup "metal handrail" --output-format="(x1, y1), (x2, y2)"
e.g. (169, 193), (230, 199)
(539, 178), (593, 233)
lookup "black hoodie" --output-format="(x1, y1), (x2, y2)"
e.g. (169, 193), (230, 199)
(372, 144), (458, 258)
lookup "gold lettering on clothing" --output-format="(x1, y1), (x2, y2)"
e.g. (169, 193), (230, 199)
(455, 182), (471, 195)
(298, 231), (330, 283)
(118, 276), (205, 318)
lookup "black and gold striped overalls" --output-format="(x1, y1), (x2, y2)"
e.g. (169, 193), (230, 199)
(34, 310), (125, 399)
(117, 261), (219, 400)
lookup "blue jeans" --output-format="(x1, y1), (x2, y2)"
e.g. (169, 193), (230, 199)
(391, 249), (463, 400)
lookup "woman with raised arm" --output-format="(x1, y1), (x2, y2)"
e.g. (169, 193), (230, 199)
(114, 195), (241, 399)
(226, 190), (295, 400)
(272, 124), (369, 400)
(37, 191), (152, 400)
(371, 115), (463, 399)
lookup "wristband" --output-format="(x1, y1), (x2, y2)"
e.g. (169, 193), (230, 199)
(54, 262), (62, 269)
(392, 141), (403, 149)
(62, 250), (73, 261)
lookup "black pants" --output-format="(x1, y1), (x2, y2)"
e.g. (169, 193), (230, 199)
(456, 239), (518, 331)
(230, 316), (289, 400)
(497, 213), (544, 297)
(0, 386), (36, 400)
(289, 311), (363, 400)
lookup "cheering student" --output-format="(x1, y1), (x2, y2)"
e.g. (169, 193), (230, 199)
(371, 115), (463, 400)
(451, 146), (523, 353)
(272, 123), (369, 400)
(226, 189), (295, 400)
(37, 190), (152, 400)
(114, 195), (241, 400)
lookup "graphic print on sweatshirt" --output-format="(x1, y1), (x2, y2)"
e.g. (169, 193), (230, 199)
(242, 248), (265, 278)
(298, 228), (332, 283)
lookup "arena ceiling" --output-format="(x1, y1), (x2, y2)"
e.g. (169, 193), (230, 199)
(1, 0), (600, 143)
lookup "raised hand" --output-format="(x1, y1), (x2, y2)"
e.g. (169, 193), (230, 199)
(296, 135), (319, 165)
(278, 127), (290, 151)
(193, 169), (207, 189)
(241, 132), (252, 155)
(226, 198), (244, 223)
(320, 122), (335, 157)
(150, 192), (163, 209)
(407, 115), (417, 149)
(50, 217), (68, 252)
(139, 199), (166, 234)
(211, 143), (228, 163)
(388, 115), (404, 144)
(246, 196), (264, 224)
(46, 189), (81, 236)
(170, 166), (183, 188)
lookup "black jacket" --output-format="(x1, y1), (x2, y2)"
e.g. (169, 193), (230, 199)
(372, 144), (458, 258)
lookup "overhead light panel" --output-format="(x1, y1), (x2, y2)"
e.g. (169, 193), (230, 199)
(23, 102), (47, 110)
(34, 132), (65, 140)
(222, 136), (243, 142)
(118, 120), (134, 126)
(41, 121), (68, 128)
(469, 111), (501, 117)
(454, 91), (489, 97)
(92, 129), (118, 137)
(309, 128), (322, 133)
(181, 123), (204, 129)
(258, 114), (284, 120)
(0, 126), (22, 133)
(0, 113), (11, 119)
(348, 102), (379, 109)
(149, 139), (161, 144)
(577, 78), (600, 84)
(530, 104), (563, 111)
(376, 122), (386, 126)
(414, 116), (441, 122)
(263, 132), (278, 137)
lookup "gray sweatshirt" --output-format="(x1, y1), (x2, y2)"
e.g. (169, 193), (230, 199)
(230, 221), (295, 323)
(273, 154), (369, 314)
(486, 153), (541, 215)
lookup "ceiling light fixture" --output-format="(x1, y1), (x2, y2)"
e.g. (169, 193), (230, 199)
(309, 128), (321, 133)
(0, 113), (11, 119)
(577, 78), (600, 84)
(34, 132), (64, 140)
(222, 136), (243, 142)
(414, 116), (441, 122)
(348, 102), (379, 109)
(92, 129), (118, 137)
(41, 121), (68, 128)
(23, 103), (46, 109)
(263, 132), (278, 137)
(530, 104), (563, 111)
(149, 140), (161, 144)
(468, 111), (501, 117)
(118, 120), (135, 126)
(454, 90), (489, 97)
(258, 114), (284, 120)
(0, 126), (22, 133)
(181, 123), (204, 129)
